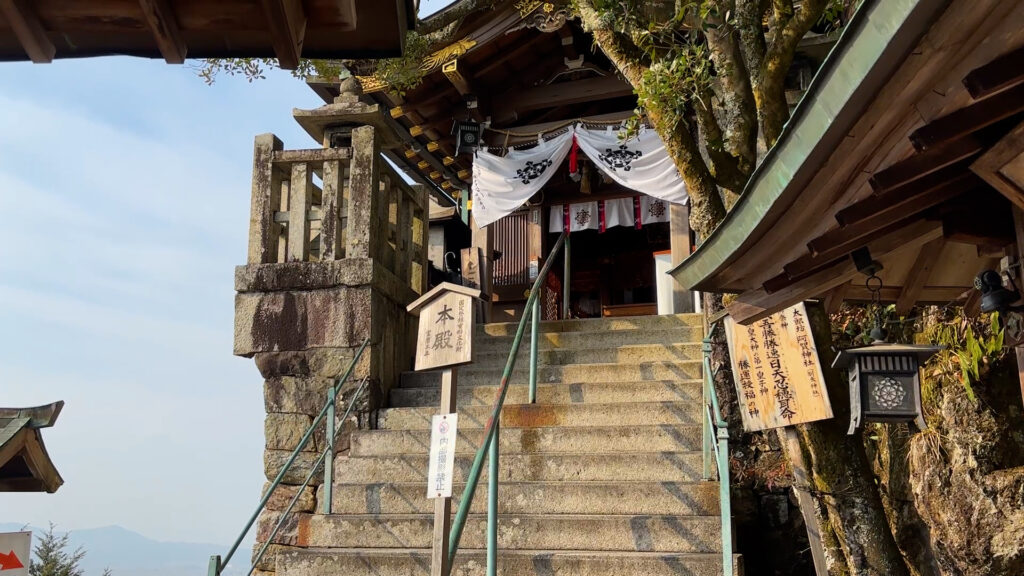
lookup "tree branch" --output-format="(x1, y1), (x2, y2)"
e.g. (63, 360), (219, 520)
(705, 4), (758, 178)
(695, 87), (749, 193)
(759, 0), (827, 146)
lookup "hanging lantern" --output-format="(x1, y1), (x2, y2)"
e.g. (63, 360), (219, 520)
(453, 120), (481, 156)
(832, 342), (941, 434)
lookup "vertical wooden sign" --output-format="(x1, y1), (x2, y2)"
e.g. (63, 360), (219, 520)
(461, 247), (482, 290)
(724, 302), (833, 432)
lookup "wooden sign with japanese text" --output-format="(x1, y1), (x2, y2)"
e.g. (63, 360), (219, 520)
(460, 247), (482, 290)
(426, 413), (458, 498)
(408, 283), (479, 371)
(724, 303), (833, 432)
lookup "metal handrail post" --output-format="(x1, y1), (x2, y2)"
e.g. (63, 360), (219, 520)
(702, 338), (713, 480)
(323, 385), (336, 514)
(486, 418), (499, 576)
(448, 233), (566, 566)
(212, 337), (369, 575)
(562, 234), (571, 318)
(528, 298), (540, 403)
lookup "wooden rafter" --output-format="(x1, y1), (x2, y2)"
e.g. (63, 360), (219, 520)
(963, 45), (1024, 99)
(895, 238), (946, 314)
(731, 221), (944, 324)
(835, 163), (970, 226)
(803, 173), (975, 261)
(909, 83), (1024, 151)
(138, 0), (187, 64)
(494, 76), (635, 123)
(971, 120), (1024, 210)
(0, 0), (55, 63)
(260, 0), (306, 70)
(869, 135), (984, 193)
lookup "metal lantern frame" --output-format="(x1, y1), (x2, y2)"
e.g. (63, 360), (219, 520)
(832, 342), (941, 434)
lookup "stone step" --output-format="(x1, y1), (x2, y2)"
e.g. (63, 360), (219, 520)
(333, 452), (703, 483)
(351, 424), (702, 456)
(325, 481), (719, 516)
(471, 343), (703, 368)
(473, 326), (703, 353)
(477, 314), (703, 337)
(378, 401), (701, 431)
(389, 380), (702, 408)
(297, 513), (721, 553)
(278, 548), (743, 576)
(400, 361), (702, 388)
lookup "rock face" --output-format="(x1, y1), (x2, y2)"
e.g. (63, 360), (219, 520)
(252, 314), (748, 576)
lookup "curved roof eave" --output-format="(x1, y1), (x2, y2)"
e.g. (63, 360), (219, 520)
(669, 0), (951, 292)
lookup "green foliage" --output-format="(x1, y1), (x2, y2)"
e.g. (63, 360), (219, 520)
(924, 311), (1006, 403)
(29, 524), (87, 576)
(194, 58), (343, 85)
(369, 31), (432, 95)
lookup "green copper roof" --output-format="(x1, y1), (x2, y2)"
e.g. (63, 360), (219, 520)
(670, 0), (950, 291)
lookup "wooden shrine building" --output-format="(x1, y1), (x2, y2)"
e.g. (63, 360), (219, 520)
(308, 1), (838, 322)
(0, 402), (64, 493)
(671, 0), (1024, 327)
(0, 0), (415, 66)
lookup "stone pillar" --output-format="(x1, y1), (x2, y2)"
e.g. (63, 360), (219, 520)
(234, 80), (425, 573)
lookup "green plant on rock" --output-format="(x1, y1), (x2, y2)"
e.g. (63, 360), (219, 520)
(922, 311), (1005, 403)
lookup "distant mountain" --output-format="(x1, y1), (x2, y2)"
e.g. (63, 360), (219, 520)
(0, 523), (246, 576)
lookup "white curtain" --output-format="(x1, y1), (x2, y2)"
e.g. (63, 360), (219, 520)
(604, 197), (634, 229)
(472, 125), (687, 228)
(639, 194), (671, 225)
(573, 126), (688, 204)
(548, 197), (636, 233)
(471, 131), (573, 228)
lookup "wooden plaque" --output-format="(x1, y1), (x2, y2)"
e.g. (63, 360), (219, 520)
(408, 283), (479, 371)
(460, 247), (482, 290)
(724, 303), (833, 432)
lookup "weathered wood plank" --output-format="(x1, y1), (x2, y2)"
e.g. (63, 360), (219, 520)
(910, 84), (1024, 151)
(138, 0), (186, 64)
(963, 45), (1024, 99)
(869, 136), (984, 193)
(260, 0), (306, 70)
(271, 147), (352, 164)
(0, 0), (55, 63)
(895, 238), (946, 315)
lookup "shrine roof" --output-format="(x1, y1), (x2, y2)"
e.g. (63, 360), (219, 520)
(671, 0), (1024, 325)
(0, 402), (65, 493)
(0, 1), (415, 67)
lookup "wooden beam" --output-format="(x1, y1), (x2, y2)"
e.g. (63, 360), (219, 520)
(822, 282), (849, 314)
(963, 46), (1024, 99)
(942, 212), (1015, 246)
(909, 84), (1024, 151)
(895, 238), (945, 315)
(494, 76), (635, 123)
(836, 163), (971, 226)
(260, 0), (306, 70)
(138, 0), (186, 64)
(441, 59), (485, 122)
(869, 136), (984, 194)
(971, 120), (1024, 210)
(0, 0), (55, 63)
(845, 285), (969, 304)
(476, 39), (537, 77)
(801, 175), (973, 262)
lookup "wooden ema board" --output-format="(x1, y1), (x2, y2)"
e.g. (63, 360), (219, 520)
(414, 290), (474, 371)
(724, 303), (834, 432)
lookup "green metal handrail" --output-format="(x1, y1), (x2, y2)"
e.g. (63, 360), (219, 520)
(446, 231), (567, 575)
(208, 337), (370, 576)
(701, 326), (733, 576)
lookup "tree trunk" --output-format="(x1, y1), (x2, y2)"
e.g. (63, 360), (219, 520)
(790, 303), (911, 576)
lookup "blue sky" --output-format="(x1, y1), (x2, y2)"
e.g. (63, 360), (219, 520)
(0, 58), (324, 545)
(0, 0), (453, 551)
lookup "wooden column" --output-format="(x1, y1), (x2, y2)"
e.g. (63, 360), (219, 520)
(670, 203), (695, 313)
(347, 126), (381, 259)
(247, 134), (284, 264)
(431, 367), (457, 576)
(1013, 206), (1024, 407)
(470, 214), (494, 322)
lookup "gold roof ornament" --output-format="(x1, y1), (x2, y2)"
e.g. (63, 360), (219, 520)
(354, 37), (478, 94)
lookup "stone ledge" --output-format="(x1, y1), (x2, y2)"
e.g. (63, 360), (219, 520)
(235, 258), (417, 306)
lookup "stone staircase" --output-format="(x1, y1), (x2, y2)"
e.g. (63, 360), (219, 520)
(276, 314), (741, 576)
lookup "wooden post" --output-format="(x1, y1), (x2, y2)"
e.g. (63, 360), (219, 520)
(432, 367), (457, 576)
(1014, 207), (1024, 407)
(781, 428), (829, 575)
(248, 134), (283, 264)
(670, 203), (695, 313)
